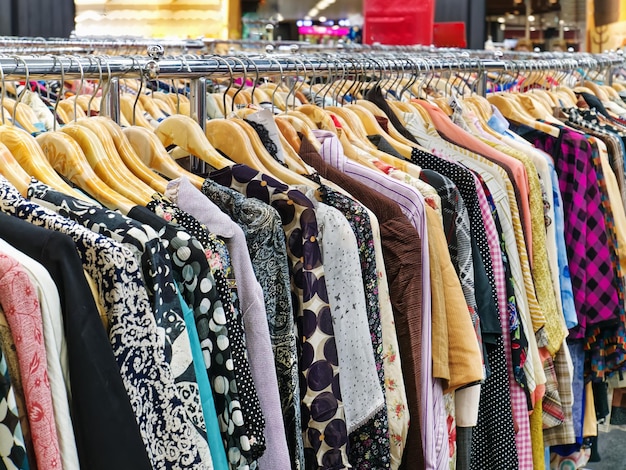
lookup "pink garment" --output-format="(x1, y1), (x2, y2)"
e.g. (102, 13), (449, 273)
(0, 252), (62, 469)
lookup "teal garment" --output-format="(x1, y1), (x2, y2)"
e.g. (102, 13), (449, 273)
(0, 342), (29, 469)
(177, 287), (229, 470)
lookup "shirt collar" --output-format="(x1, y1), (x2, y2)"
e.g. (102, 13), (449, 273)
(175, 177), (236, 238)
(312, 129), (347, 172)
(487, 105), (510, 134)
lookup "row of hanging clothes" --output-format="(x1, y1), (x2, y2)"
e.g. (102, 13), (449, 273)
(0, 45), (623, 470)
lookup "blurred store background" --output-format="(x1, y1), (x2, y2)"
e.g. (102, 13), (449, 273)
(0, 0), (620, 54)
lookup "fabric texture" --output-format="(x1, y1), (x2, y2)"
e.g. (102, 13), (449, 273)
(0, 315), (29, 470)
(28, 182), (214, 467)
(0, 211), (151, 470)
(165, 177), (292, 470)
(127, 205), (261, 469)
(298, 137), (425, 470)
(208, 164), (351, 470)
(0, 180), (205, 470)
(200, 179), (304, 470)
(0, 252), (62, 469)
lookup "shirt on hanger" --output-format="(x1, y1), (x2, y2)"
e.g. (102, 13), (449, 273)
(298, 137), (425, 470)
(0, 252), (62, 470)
(0, 180), (206, 470)
(209, 164), (352, 470)
(199, 179), (304, 470)
(0, 211), (151, 470)
(165, 176), (292, 470)
(0, 238), (80, 470)
(315, 181), (409, 469)
(28, 182), (215, 467)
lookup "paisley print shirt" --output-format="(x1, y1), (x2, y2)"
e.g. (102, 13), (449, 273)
(128, 205), (261, 469)
(200, 179), (304, 470)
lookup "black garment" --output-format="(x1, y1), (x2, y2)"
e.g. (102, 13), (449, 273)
(365, 86), (421, 145)
(408, 148), (501, 342)
(578, 92), (613, 120)
(128, 205), (265, 465)
(0, 212), (151, 470)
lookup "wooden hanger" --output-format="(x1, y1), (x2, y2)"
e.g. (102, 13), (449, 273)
(352, 100), (425, 148)
(345, 104), (414, 158)
(86, 117), (169, 194)
(285, 110), (317, 129)
(297, 104), (338, 131)
(138, 94), (167, 121)
(487, 94), (560, 137)
(2, 97), (40, 133)
(60, 124), (152, 205)
(583, 80), (610, 102)
(612, 83), (625, 92)
(275, 127), (315, 176)
(275, 117), (302, 152)
(0, 125), (87, 199)
(275, 114), (321, 151)
(120, 95), (153, 129)
(0, 142), (30, 196)
(36, 131), (135, 213)
(157, 115), (234, 171)
(72, 118), (157, 196)
(233, 118), (318, 188)
(75, 94), (101, 115)
(602, 84), (622, 101)
(554, 87), (578, 108)
(123, 125), (205, 188)
(57, 98), (87, 123)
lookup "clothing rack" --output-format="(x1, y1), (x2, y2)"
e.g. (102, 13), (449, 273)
(0, 51), (622, 127)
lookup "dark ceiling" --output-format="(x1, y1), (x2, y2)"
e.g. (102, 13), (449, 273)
(485, 0), (561, 16)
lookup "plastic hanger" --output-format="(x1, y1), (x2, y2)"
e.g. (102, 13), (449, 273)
(36, 131), (135, 213)
(123, 125), (205, 188)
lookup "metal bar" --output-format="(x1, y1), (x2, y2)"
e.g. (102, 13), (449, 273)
(0, 53), (620, 82)
(101, 77), (120, 124)
(189, 77), (207, 174)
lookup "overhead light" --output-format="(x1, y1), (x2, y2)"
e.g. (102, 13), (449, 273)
(497, 17), (505, 23)
(500, 23), (506, 30)
(528, 15), (535, 22)
(297, 20), (303, 27)
(530, 26), (536, 31)
(308, 8), (318, 17)
(319, 16), (327, 22)
(563, 26), (570, 31)
(559, 19), (564, 25)
(304, 16), (311, 20)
